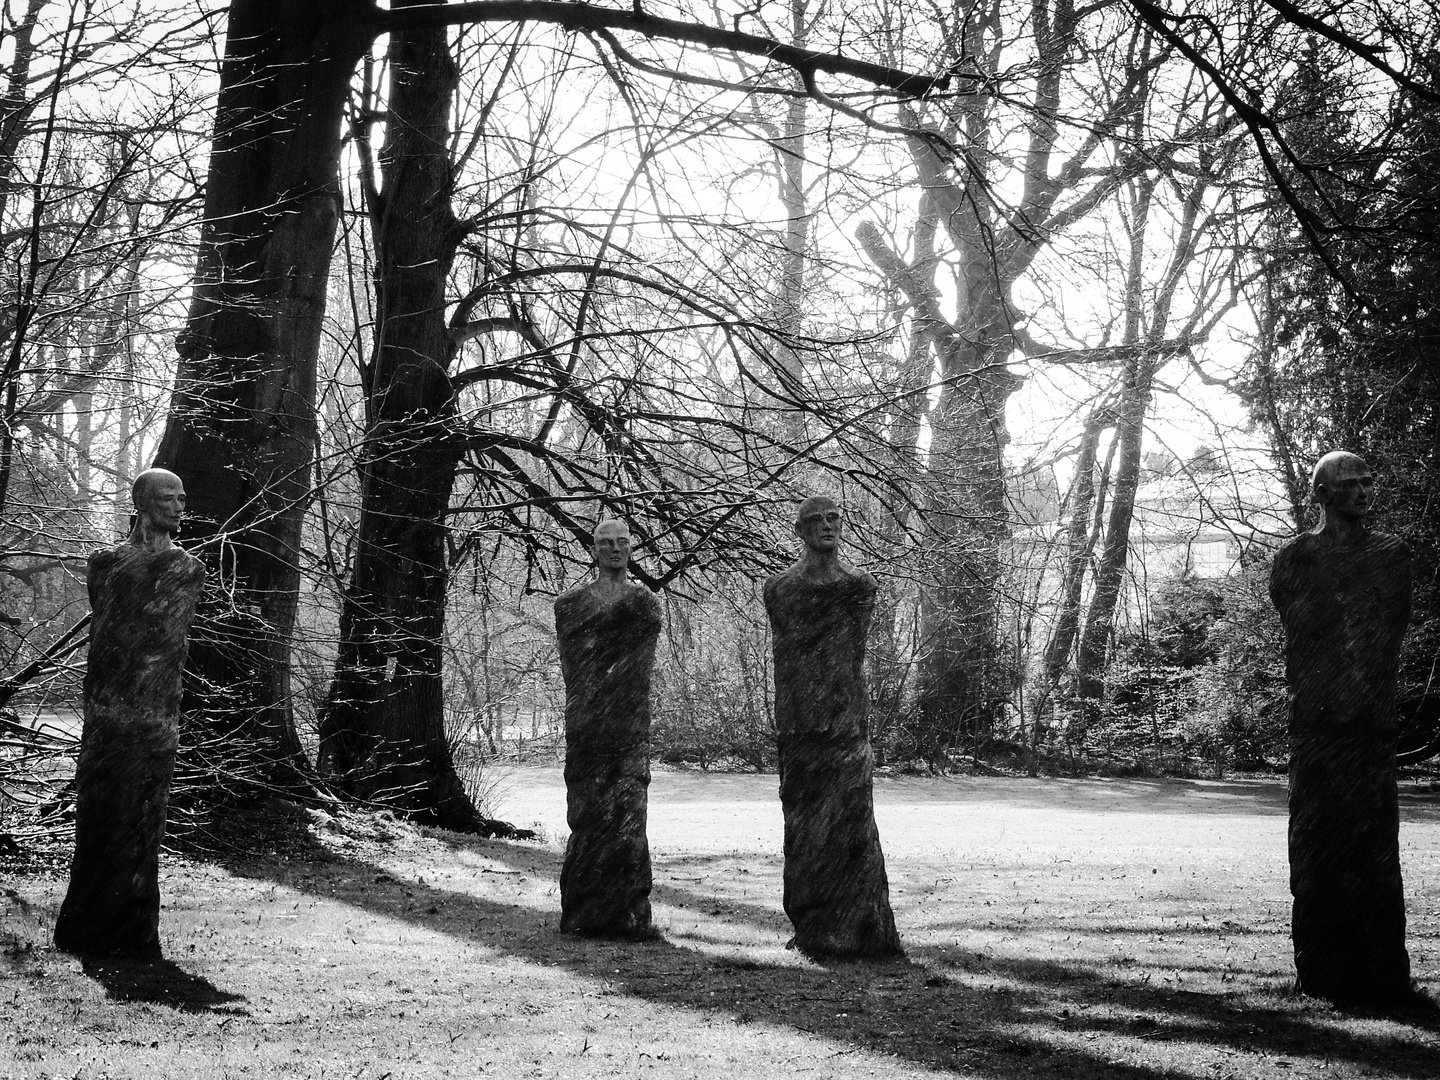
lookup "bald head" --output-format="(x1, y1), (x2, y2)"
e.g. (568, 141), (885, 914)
(133, 468), (181, 507)
(592, 518), (632, 576)
(1309, 449), (1377, 534)
(794, 495), (839, 526)
(1311, 451), (1371, 504)
(794, 496), (843, 555)
(128, 468), (186, 548)
(593, 518), (630, 545)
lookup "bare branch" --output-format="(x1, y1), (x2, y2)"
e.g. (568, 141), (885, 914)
(375, 1), (952, 97)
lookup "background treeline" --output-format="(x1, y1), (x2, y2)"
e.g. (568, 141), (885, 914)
(2, 0), (1438, 848)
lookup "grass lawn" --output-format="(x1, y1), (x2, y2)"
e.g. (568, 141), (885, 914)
(4, 768), (1440, 1079)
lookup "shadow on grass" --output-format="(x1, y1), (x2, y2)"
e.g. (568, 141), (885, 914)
(79, 955), (250, 1015)
(219, 833), (1438, 1080)
(875, 775), (1295, 817)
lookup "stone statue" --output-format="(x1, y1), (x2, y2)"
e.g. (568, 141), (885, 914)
(54, 468), (205, 957)
(763, 496), (901, 957)
(1269, 451), (1413, 1003)
(554, 518), (660, 938)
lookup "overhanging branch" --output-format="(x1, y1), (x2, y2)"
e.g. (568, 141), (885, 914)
(375, 1), (951, 98)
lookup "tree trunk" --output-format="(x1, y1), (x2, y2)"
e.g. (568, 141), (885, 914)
(1073, 354), (1154, 710)
(914, 310), (1016, 757)
(316, 3), (487, 831)
(771, 0), (810, 447)
(1068, 155), (1214, 729)
(855, 213), (1021, 761)
(152, 2), (370, 776)
(1027, 409), (1109, 764)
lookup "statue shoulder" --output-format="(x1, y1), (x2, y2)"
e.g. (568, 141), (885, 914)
(172, 546), (205, 580)
(1268, 532), (1319, 608)
(630, 582), (661, 614)
(764, 562), (794, 588)
(554, 581), (592, 614)
(1273, 531), (1315, 562)
(850, 565), (878, 592)
(763, 561), (802, 603)
(1368, 531), (1412, 559)
(87, 545), (121, 574)
(1271, 531), (1324, 574)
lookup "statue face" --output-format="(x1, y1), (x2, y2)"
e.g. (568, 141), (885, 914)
(1318, 456), (1375, 522)
(795, 499), (842, 553)
(592, 520), (632, 572)
(136, 471), (186, 535)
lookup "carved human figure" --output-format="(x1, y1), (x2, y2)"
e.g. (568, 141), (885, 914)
(763, 496), (901, 957)
(554, 519), (661, 938)
(1269, 451), (1413, 1003)
(54, 468), (205, 957)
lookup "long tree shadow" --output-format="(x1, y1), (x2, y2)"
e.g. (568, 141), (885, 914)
(219, 833), (1438, 1079)
(873, 776), (1294, 817)
(78, 955), (249, 1015)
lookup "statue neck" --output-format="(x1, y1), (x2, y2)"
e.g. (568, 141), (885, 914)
(1317, 508), (1369, 546)
(797, 546), (847, 580)
(592, 564), (629, 596)
(127, 520), (175, 553)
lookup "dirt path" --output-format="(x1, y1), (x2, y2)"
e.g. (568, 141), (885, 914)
(4, 772), (1439, 1079)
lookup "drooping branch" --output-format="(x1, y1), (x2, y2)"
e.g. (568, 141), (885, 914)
(374, 1), (952, 98)
(1122, 0), (1412, 298)
(1256, 0), (1437, 104)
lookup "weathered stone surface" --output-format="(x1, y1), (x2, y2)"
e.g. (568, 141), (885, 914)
(555, 579), (660, 938)
(764, 499), (900, 958)
(1270, 451), (1412, 1003)
(54, 542), (204, 957)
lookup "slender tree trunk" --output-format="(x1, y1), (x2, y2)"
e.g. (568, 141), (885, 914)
(317, 3), (489, 832)
(1073, 356), (1154, 709)
(868, 307), (932, 759)
(1027, 409), (1109, 765)
(1250, 278), (1310, 530)
(1072, 175), (1158, 720)
(114, 200), (143, 539)
(152, 2), (370, 777)
(1068, 155), (1214, 730)
(771, 0), (810, 447)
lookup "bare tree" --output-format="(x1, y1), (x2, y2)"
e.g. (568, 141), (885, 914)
(855, 2), (1175, 754)
(146, 0), (945, 799)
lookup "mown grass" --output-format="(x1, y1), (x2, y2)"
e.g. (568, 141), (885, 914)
(3, 770), (1439, 1079)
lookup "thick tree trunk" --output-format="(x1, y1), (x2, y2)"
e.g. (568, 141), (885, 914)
(153, 1), (370, 774)
(855, 2), (1147, 761)
(855, 218), (1020, 760)
(315, 4), (486, 831)
(914, 322), (1015, 756)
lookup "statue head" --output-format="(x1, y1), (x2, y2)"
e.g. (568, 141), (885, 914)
(132, 468), (186, 538)
(1311, 451), (1374, 523)
(592, 518), (632, 574)
(794, 496), (842, 555)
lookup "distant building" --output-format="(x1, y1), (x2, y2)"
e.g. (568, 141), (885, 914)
(1007, 447), (1293, 638)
